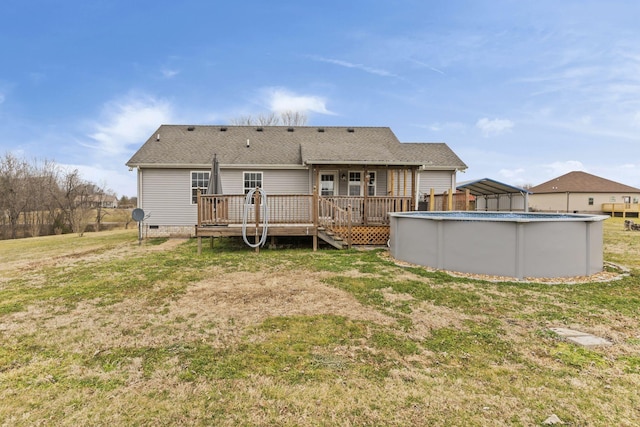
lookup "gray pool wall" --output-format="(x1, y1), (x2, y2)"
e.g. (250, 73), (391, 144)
(389, 211), (609, 279)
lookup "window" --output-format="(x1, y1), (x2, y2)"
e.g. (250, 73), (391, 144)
(191, 171), (210, 204)
(588, 197), (594, 206)
(243, 172), (263, 203)
(348, 171), (362, 196)
(367, 172), (376, 196)
(320, 173), (336, 196)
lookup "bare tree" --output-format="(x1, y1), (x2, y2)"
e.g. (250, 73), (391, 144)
(93, 182), (115, 232)
(229, 115), (255, 126)
(256, 113), (280, 126)
(24, 160), (56, 237)
(0, 154), (113, 240)
(0, 153), (30, 239)
(52, 168), (94, 236)
(228, 111), (308, 126)
(280, 110), (308, 126)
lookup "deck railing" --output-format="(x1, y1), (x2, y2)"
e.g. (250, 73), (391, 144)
(317, 197), (352, 229)
(322, 196), (412, 225)
(198, 194), (314, 225)
(197, 193), (413, 227)
(602, 203), (640, 217)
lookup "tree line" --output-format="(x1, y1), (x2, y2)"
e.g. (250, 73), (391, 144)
(229, 111), (308, 126)
(0, 153), (119, 239)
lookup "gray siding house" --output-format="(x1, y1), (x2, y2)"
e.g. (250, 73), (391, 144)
(126, 125), (467, 242)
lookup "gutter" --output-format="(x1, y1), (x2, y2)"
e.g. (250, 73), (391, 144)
(126, 163), (309, 170)
(127, 162), (468, 171)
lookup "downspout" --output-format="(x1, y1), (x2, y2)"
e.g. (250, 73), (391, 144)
(411, 167), (417, 210)
(414, 168), (421, 210)
(566, 192), (570, 213)
(137, 167), (143, 208)
(363, 168), (369, 226)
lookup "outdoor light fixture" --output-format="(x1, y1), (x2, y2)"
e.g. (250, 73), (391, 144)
(341, 173), (347, 181)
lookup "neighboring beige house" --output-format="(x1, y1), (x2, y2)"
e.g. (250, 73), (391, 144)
(528, 171), (640, 214)
(93, 194), (119, 209)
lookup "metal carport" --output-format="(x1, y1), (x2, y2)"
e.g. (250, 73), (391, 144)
(457, 178), (531, 212)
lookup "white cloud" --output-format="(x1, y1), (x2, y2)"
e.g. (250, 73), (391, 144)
(426, 121), (466, 132)
(476, 117), (514, 137)
(543, 160), (586, 176)
(498, 168), (525, 180)
(408, 58), (446, 75)
(264, 88), (335, 115)
(84, 93), (173, 156)
(308, 55), (397, 77)
(161, 68), (180, 79)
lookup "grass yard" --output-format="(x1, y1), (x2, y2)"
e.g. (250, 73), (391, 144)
(0, 219), (639, 426)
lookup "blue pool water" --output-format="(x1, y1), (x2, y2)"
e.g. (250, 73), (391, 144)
(394, 211), (606, 222)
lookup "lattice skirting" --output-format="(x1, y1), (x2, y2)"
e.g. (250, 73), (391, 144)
(333, 226), (390, 245)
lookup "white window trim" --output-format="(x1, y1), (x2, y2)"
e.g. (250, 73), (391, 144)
(243, 171), (264, 204)
(348, 170), (362, 196)
(367, 171), (377, 196)
(191, 170), (210, 205)
(320, 171), (338, 196)
(243, 171), (263, 192)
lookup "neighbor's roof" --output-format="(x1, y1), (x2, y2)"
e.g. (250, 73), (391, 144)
(529, 171), (640, 194)
(457, 178), (531, 196)
(126, 125), (467, 170)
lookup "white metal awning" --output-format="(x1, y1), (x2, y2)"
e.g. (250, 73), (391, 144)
(457, 178), (531, 212)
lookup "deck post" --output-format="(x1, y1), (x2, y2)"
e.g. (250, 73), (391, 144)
(313, 185), (318, 251)
(430, 188), (435, 211)
(197, 236), (202, 255)
(364, 173), (369, 226)
(347, 204), (353, 249)
(196, 189), (202, 227)
(411, 168), (417, 210)
(389, 169), (395, 196)
(403, 169), (407, 196)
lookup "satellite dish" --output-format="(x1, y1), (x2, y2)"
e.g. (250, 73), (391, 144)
(132, 208), (145, 222)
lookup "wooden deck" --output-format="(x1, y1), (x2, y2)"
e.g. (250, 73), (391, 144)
(602, 203), (640, 218)
(196, 193), (412, 251)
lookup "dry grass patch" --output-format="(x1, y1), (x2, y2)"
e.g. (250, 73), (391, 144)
(1, 225), (640, 425)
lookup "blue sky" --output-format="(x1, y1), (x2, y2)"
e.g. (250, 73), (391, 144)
(2, 0), (640, 197)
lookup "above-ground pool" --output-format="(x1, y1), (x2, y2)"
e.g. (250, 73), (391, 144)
(389, 211), (609, 279)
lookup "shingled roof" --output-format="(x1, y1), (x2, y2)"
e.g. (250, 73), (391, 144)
(529, 171), (640, 194)
(126, 125), (467, 170)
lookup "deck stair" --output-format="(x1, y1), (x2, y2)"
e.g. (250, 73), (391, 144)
(317, 227), (349, 249)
